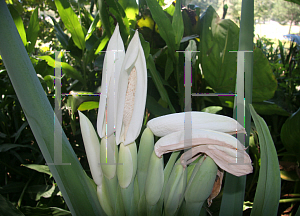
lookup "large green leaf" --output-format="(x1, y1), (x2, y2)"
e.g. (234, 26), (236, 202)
(8, 5), (27, 46)
(280, 108), (300, 161)
(37, 55), (84, 84)
(252, 48), (277, 102)
(199, 6), (277, 103)
(0, 3), (105, 215)
(55, 0), (86, 50)
(199, 6), (239, 94)
(26, 7), (39, 53)
(249, 104), (281, 216)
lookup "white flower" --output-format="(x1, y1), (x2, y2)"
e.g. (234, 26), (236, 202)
(147, 111), (253, 177)
(97, 24), (125, 139)
(115, 30), (147, 146)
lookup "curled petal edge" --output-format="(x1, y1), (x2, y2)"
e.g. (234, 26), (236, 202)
(147, 111), (246, 137)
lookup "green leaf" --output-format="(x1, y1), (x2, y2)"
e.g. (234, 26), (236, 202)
(0, 183), (25, 194)
(37, 55), (84, 83)
(219, 0), (254, 214)
(164, 55), (173, 80)
(85, 12), (100, 41)
(106, 1), (130, 41)
(11, 121), (28, 143)
(252, 101), (290, 116)
(55, 0), (85, 50)
(145, 0), (177, 60)
(147, 55), (175, 113)
(284, 0), (300, 6)
(201, 106), (223, 114)
(139, 33), (150, 60)
(199, 6), (276, 103)
(0, 194), (25, 216)
(295, 205), (300, 216)
(146, 95), (171, 116)
(0, 144), (37, 152)
(26, 7), (40, 53)
(172, 0), (184, 48)
(27, 184), (56, 201)
(199, 6), (239, 95)
(20, 206), (71, 216)
(78, 101), (99, 111)
(44, 75), (55, 90)
(22, 164), (52, 176)
(280, 108), (300, 161)
(8, 5), (27, 46)
(252, 48), (277, 102)
(49, 16), (69, 48)
(249, 104), (281, 216)
(95, 34), (109, 54)
(66, 91), (99, 115)
(98, 0), (112, 37)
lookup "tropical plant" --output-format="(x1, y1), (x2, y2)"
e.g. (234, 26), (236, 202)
(0, 0), (299, 215)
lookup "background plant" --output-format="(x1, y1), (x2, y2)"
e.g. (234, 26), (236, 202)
(0, 0), (299, 215)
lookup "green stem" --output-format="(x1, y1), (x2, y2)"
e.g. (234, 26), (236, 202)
(0, 1), (104, 215)
(219, 0), (254, 215)
(279, 198), (300, 203)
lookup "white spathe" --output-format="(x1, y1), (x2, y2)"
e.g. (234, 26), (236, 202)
(97, 24), (125, 139)
(115, 31), (147, 146)
(78, 111), (102, 186)
(154, 128), (246, 157)
(148, 112), (253, 177)
(147, 111), (246, 137)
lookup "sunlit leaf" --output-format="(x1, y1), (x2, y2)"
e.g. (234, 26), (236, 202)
(26, 7), (39, 53)
(55, 0), (86, 50)
(8, 5), (27, 46)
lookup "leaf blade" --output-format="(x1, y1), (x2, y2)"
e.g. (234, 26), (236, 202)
(55, 0), (86, 50)
(249, 104), (281, 216)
